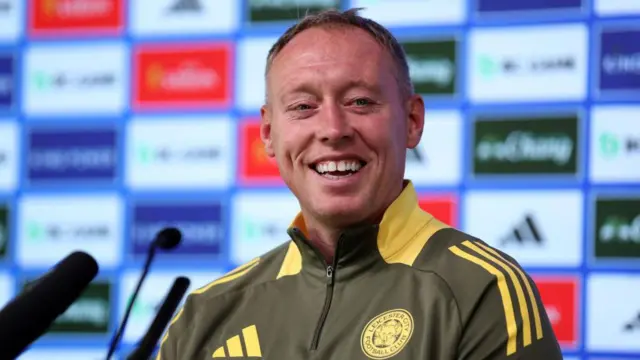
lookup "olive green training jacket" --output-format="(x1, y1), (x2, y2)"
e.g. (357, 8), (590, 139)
(157, 181), (563, 359)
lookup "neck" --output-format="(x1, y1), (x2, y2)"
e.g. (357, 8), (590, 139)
(298, 181), (407, 265)
(305, 226), (341, 265)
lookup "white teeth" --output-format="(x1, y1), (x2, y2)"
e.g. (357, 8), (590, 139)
(314, 160), (363, 174)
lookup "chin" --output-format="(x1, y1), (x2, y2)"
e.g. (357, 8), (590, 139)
(311, 199), (371, 226)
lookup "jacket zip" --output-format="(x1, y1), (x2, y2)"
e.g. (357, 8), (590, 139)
(310, 264), (335, 350)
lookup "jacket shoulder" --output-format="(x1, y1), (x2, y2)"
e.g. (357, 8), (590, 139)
(190, 240), (292, 302)
(414, 228), (562, 358)
(156, 240), (294, 359)
(414, 226), (526, 279)
(414, 227), (535, 321)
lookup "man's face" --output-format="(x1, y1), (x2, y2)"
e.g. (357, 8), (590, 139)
(261, 26), (424, 227)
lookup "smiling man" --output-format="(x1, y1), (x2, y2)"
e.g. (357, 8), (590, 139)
(157, 8), (563, 360)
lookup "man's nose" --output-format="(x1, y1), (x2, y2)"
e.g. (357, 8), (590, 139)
(317, 103), (354, 144)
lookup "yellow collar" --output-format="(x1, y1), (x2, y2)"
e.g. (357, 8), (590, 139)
(287, 180), (447, 266)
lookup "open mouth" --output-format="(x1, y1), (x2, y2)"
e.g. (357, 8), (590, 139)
(310, 160), (367, 178)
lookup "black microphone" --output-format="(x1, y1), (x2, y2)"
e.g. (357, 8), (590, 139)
(0, 251), (99, 359)
(105, 227), (183, 360)
(126, 276), (191, 360)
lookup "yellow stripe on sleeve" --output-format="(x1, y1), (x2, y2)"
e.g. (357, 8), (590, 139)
(475, 241), (544, 340)
(156, 307), (185, 359)
(449, 245), (518, 356)
(462, 241), (532, 347)
(192, 262), (259, 295)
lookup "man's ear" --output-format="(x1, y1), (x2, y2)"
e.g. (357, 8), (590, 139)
(260, 104), (275, 157)
(406, 94), (425, 149)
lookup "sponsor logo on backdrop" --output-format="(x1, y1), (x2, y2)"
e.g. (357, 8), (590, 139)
(472, 113), (579, 177)
(598, 29), (640, 95)
(0, 273), (11, 308)
(29, 0), (122, 35)
(0, 54), (13, 109)
(596, 0), (640, 15)
(0, 204), (9, 260)
(464, 190), (583, 267)
(131, 201), (224, 257)
(476, 0), (583, 14)
(231, 192), (299, 264)
(134, 44), (231, 109)
(404, 111), (462, 186)
(587, 274), (640, 352)
(0, 121), (18, 191)
(353, 0), (466, 27)
(17, 195), (123, 268)
(239, 121), (283, 185)
(591, 107), (640, 182)
(400, 37), (457, 97)
(24, 44), (127, 115)
(501, 214), (544, 246)
(248, 0), (339, 23)
(533, 276), (579, 349)
(28, 127), (117, 183)
(469, 24), (587, 102)
(126, 117), (232, 189)
(23, 280), (111, 334)
(624, 312), (640, 332)
(131, 0), (238, 36)
(168, 0), (203, 11)
(0, 0), (21, 41)
(236, 37), (277, 111)
(418, 195), (457, 227)
(121, 271), (218, 343)
(592, 195), (640, 260)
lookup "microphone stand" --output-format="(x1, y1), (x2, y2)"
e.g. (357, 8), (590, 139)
(105, 244), (157, 359)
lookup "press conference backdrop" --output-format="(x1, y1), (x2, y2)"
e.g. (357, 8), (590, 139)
(0, 0), (638, 358)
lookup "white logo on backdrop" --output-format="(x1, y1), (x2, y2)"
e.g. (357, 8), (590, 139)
(587, 273), (640, 352)
(468, 23), (588, 103)
(23, 43), (128, 116)
(130, 0), (239, 36)
(17, 195), (123, 268)
(463, 190), (583, 267)
(236, 37), (278, 112)
(231, 191), (300, 265)
(126, 116), (234, 190)
(352, 0), (466, 27)
(590, 106), (640, 183)
(404, 110), (462, 186)
(0, 0), (22, 42)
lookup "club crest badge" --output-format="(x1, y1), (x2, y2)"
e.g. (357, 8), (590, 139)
(361, 309), (414, 359)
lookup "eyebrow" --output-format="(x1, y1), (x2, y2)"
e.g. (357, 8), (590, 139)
(279, 79), (383, 101)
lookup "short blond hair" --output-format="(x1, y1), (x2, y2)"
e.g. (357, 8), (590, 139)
(264, 8), (414, 100)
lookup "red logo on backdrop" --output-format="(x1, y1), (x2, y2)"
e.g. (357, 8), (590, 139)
(533, 276), (579, 349)
(134, 44), (232, 110)
(418, 195), (458, 227)
(239, 121), (283, 185)
(30, 0), (123, 35)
